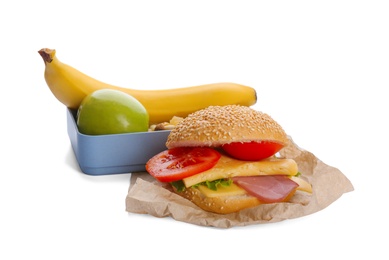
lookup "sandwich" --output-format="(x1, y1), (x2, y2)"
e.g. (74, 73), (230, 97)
(146, 105), (312, 214)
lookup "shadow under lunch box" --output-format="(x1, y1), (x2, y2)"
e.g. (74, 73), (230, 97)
(66, 109), (170, 175)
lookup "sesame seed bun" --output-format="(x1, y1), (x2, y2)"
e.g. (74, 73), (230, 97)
(166, 105), (288, 149)
(174, 186), (261, 214)
(173, 185), (296, 214)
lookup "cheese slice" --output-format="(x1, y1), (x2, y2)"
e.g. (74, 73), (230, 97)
(197, 183), (247, 198)
(290, 176), (313, 193)
(196, 176), (312, 199)
(183, 154), (299, 188)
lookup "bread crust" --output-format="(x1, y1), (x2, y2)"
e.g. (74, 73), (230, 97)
(173, 186), (262, 214)
(166, 105), (288, 149)
(172, 183), (298, 214)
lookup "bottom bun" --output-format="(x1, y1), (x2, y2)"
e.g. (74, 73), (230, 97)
(172, 185), (262, 214)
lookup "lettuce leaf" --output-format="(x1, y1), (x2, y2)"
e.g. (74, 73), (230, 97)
(171, 178), (232, 192)
(171, 180), (186, 192)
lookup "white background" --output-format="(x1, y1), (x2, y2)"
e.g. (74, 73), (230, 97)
(1, 1), (388, 259)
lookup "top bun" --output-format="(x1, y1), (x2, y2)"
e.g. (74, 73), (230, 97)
(166, 105), (288, 149)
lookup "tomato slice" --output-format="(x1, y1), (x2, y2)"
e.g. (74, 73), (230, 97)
(222, 141), (284, 161)
(146, 147), (221, 182)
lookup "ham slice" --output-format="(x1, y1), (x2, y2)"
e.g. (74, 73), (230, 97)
(232, 175), (299, 203)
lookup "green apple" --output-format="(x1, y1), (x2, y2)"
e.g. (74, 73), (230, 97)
(77, 89), (149, 135)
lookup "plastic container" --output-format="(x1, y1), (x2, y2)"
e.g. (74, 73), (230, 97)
(66, 109), (170, 175)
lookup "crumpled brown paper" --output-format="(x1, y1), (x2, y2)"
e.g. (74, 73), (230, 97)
(126, 137), (354, 228)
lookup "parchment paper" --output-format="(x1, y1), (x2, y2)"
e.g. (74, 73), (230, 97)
(125, 137), (354, 228)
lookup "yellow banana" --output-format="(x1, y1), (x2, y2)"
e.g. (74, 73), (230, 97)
(38, 48), (257, 124)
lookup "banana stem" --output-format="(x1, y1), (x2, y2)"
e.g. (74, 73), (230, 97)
(38, 48), (55, 64)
